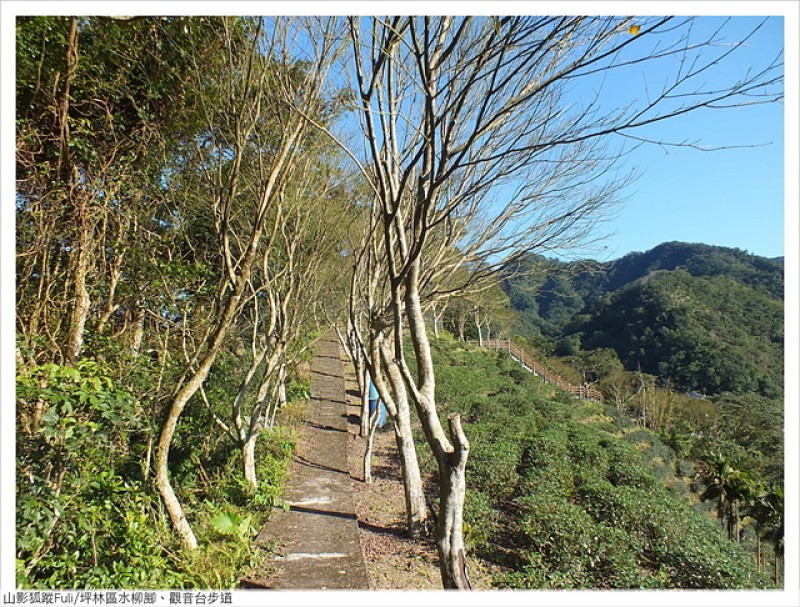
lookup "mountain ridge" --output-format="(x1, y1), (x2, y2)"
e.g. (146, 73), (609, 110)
(503, 241), (784, 398)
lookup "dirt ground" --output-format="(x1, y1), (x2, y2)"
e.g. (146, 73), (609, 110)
(342, 356), (496, 590)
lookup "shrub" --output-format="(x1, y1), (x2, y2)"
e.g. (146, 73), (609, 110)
(467, 430), (523, 499)
(463, 489), (498, 550)
(425, 338), (772, 589)
(16, 360), (181, 589)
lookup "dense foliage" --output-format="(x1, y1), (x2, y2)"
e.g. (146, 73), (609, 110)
(15, 16), (350, 588)
(569, 269), (783, 397)
(504, 242), (784, 398)
(16, 353), (308, 588)
(425, 340), (774, 589)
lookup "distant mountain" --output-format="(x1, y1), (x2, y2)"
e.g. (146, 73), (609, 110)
(566, 269), (783, 397)
(504, 242), (784, 397)
(577, 241), (783, 299)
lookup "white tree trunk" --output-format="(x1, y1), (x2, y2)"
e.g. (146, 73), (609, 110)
(278, 362), (288, 408)
(438, 413), (471, 589)
(362, 409), (379, 483)
(130, 306), (145, 356)
(242, 435), (258, 489)
(372, 337), (428, 534)
(393, 399), (426, 534)
(360, 360), (370, 437)
(404, 266), (471, 588)
(155, 386), (201, 550)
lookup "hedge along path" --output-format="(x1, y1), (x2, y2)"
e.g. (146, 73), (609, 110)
(248, 332), (369, 589)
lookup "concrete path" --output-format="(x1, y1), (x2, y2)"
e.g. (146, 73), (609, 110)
(250, 333), (369, 589)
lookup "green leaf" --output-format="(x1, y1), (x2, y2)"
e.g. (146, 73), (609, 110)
(41, 406), (59, 424)
(210, 511), (241, 536)
(61, 366), (81, 382)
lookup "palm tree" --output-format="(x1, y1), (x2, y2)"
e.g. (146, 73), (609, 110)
(749, 488), (784, 584)
(699, 451), (756, 542)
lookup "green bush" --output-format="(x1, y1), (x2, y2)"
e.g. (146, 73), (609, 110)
(463, 489), (497, 550)
(427, 339), (771, 589)
(467, 429), (523, 499)
(16, 360), (182, 589)
(16, 354), (306, 589)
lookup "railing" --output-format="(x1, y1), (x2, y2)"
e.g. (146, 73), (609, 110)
(471, 339), (604, 403)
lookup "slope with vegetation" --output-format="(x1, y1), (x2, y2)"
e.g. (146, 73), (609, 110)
(419, 339), (772, 588)
(505, 241), (783, 340)
(569, 269), (783, 397)
(503, 242), (784, 398)
(495, 242), (785, 583)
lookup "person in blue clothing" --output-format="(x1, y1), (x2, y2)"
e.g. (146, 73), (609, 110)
(367, 377), (387, 428)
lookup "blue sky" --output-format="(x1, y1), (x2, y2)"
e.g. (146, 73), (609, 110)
(580, 16), (785, 261)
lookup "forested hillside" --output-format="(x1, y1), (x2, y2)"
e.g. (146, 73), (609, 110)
(569, 270), (783, 397)
(576, 241), (784, 300)
(504, 242), (784, 397)
(505, 242), (782, 333)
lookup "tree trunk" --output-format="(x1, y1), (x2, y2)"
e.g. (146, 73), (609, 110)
(130, 305), (145, 356)
(373, 336), (428, 534)
(141, 433), (153, 481)
(278, 361), (288, 408)
(756, 535), (762, 572)
(362, 409), (379, 483)
(242, 435), (258, 489)
(437, 413), (471, 589)
(65, 224), (92, 363)
(403, 266), (471, 589)
(58, 17), (93, 365)
(155, 383), (201, 549)
(727, 501), (736, 542)
(474, 310), (483, 347)
(95, 264), (121, 334)
(359, 358), (370, 438)
(391, 392), (426, 534)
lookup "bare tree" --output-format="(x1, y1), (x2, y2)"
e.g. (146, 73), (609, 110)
(346, 15), (781, 588)
(342, 194), (430, 532)
(223, 150), (353, 490)
(153, 17), (343, 549)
